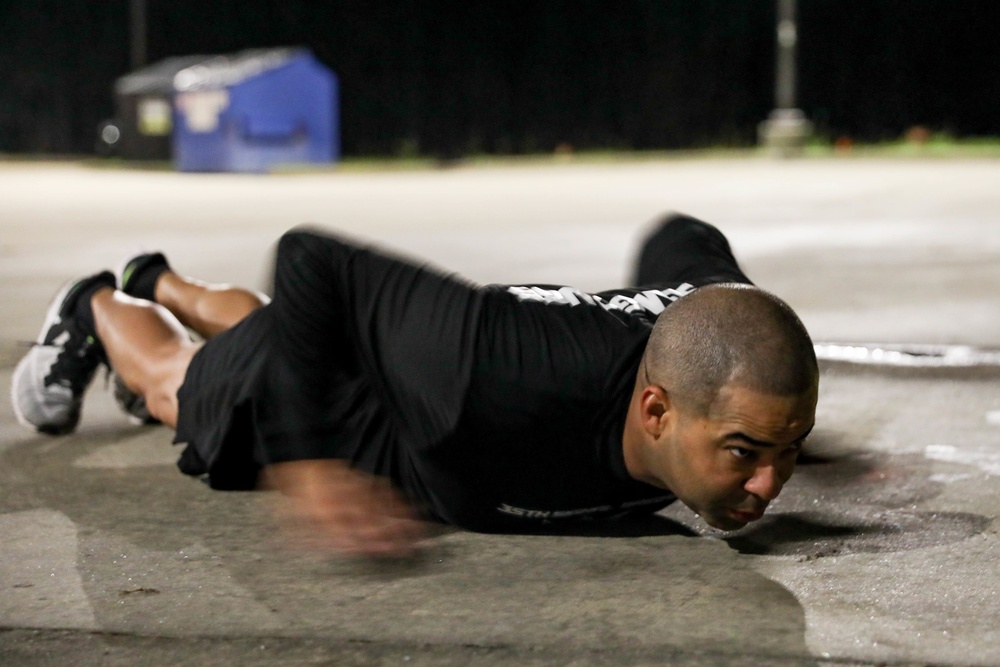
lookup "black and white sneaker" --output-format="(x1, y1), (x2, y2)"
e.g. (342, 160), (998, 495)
(11, 272), (115, 434)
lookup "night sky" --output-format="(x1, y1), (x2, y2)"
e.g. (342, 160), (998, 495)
(1, 0), (998, 156)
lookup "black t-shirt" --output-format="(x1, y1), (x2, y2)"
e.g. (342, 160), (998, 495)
(182, 221), (749, 531)
(398, 281), (704, 531)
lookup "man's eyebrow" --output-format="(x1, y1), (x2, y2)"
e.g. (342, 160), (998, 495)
(727, 433), (778, 448)
(726, 424), (814, 449)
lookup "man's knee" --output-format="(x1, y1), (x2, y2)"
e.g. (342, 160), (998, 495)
(645, 213), (727, 248)
(275, 227), (358, 278)
(273, 227), (338, 296)
(632, 212), (742, 286)
(277, 227), (324, 265)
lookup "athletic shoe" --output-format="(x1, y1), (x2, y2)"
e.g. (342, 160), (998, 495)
(110, 370), (160, 425)
(11, 272), (115, 434)
(117, 251), (169, 301)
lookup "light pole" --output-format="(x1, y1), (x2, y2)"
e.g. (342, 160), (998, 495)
(759, 0), (812, 157)
(130, 0), (147, 70)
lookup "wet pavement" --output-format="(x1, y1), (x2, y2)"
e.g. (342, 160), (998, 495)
(1, 157), (998, 666)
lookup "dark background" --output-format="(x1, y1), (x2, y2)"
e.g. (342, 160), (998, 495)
(1, 0), (997, 157)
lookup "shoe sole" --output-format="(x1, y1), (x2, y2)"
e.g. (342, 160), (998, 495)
(11, 355), (40, 432)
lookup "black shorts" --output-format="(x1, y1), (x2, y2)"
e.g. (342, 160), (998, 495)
(174, 306), (272, 489)
(174, 305), (409, 492)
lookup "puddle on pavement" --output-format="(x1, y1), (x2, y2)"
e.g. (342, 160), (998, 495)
(814, 342), (1000, 368)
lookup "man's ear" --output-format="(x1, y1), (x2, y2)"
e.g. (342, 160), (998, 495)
(639, 385), (674, 439)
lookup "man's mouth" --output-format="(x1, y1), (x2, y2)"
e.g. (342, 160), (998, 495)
(726, 508), (765, 524)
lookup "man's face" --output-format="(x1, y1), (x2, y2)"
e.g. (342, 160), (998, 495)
(657, 384), (816, 531)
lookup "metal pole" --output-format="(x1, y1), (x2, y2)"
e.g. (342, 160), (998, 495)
(775, 0), (798, 110)
(130, 0), (147, 70)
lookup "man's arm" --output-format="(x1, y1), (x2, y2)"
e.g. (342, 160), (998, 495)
(262, 459), (426, 557)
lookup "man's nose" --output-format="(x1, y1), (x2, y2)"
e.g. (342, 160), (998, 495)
(745, 464), (784, 501)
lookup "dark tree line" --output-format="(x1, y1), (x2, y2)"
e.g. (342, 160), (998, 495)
(0, 0), (997, 156)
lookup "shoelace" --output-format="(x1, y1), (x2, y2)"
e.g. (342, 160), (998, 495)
(50, 341), (104, 393)
(23, 330), (108, 394)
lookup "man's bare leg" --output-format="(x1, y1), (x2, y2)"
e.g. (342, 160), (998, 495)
(153, 272), (268, 339)
(91, 288), (199, 428)
(119, 252), (267, 340)
(109, 255), (267, 419)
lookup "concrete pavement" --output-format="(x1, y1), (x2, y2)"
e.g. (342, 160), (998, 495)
(1, 156), (998, 666)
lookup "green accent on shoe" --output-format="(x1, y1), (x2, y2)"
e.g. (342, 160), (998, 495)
(121, 263), (137, 290)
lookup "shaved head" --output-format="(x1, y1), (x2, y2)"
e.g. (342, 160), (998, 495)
(642, 283), (818, 414)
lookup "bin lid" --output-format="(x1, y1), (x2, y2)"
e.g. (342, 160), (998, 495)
(115, 48), (310, 97)
(173, 48), (304, 92)
(115, 55), (212, 96)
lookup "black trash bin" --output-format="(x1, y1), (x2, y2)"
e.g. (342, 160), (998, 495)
(113, 55), (209, 161)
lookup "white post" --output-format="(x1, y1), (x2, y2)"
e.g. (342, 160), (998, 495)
(759, 0), (812, 157)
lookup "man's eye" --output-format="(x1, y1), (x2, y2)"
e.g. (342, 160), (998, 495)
(729, 446), (754, 460)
